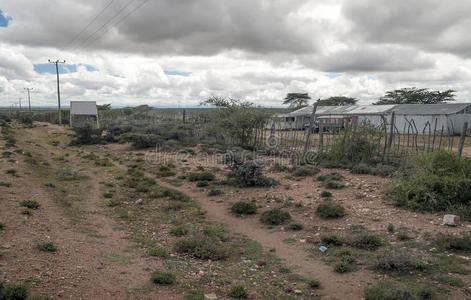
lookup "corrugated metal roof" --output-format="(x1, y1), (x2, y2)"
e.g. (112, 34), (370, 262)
(289, 105), (394, 116)
(70, 101), (98, 115)
(391, 103), (471, 115)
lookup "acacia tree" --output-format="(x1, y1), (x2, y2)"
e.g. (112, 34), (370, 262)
(283, 93), (311, 108)
(374, 88), (456, 105)
(318, 96), (358, 106)
(201, 96), (271, 147)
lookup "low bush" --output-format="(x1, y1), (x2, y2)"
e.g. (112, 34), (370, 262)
(103, 192), (113, 199)
(148, 247), (170, 258)
(5, 169), (17, 175)
(272, 163), (288, 172)
(334, 262), (354, 273)
(21, 209), (31, 215)
(287, 222), (303, 231)
(185, 290), (205, 300)
(121, 133), (161, 149)
(316, 201), (346, 219)
(308, 279), (321, 289)
(174, 233), (229, 260)
(56, 168), (88, 181)
(321, 235), (344, 246)
(320, 191), (332, 198)
(0, 182), (11, 187)
(397, 232), (412, 241)
(20, 200), (40, 209)
(188, 172), (215, 182)
(387, 224), (395, 233)
(364, 281), (417, 300)
(231, 202), (257, 215)
(151, 270), (176, 285)
(0, 281), (29, 300)
(36, 242), (57, 252)
(317, 172), (344, 182)
(386, 151), (471, 219)
(260, 208), (291, 225)
(170, 225), (189, 237)
(374, 249), (417, 273)
(208, 189), (223, 196)
(325, 180), (345, 189)
(227, 285), (249, 299)
(196, 181), (209, 187)
(69, 124), (104, 145)
(434, 233), (471, 252)
(0, 223), (4, 230)
(226, 156), (276, 187)
(292, 166), (320, 177)
(350, 234), (382, 251)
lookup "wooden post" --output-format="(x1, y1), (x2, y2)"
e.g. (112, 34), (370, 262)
(304, 101), (319, 154)
(458, 122), (468, 157)
(387, 112), (395, 161)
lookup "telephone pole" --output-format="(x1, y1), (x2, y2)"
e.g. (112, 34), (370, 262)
(18, 98), (22, 111)
(24, 88), (33, 112)
(48, 59), (66, 125)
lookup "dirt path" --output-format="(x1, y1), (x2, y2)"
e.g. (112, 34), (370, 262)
(0, 125), (180, 299)
(102, 154), (373, 300)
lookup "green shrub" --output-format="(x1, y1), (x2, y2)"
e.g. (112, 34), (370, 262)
(148, 247), (170, 258)
(231, 202), (257, 215)
(386, 151), (471, 217)
(227, 285), (249, 299)
(56, 168), (88, 181)
(316, 201), (346, 219)
(364, 281), (416, 300)
(321, 235), (344, 246)
(170, 225), (189, 237)
(121, 133), (161, 149)
(188, 172), (215, 182)
(374, 250), (416, 273)
(0, 281), (29, 300)
(308, 279), (321, 289)
(387, 224), (395, 233)
(0, 223), (4, 230)
(350, 234), (382, 250)
(317, 172), (344, 182)
(325, 180), (345, 189)
(226, 157), (276, 187)
(435, 233), (471, 252)
(151, 270), (176, 285)
(69, 124), (104, 145)
(196, 181), (209, 187)
(334, 262), (354, 273)
(36, 242), (57, 252)
(0, 182), (11, 187)
(103, 192), (113, 199)
(2, 151), (12, 158)
(273, 163), (288, 172)
(260, 208), (291, 225)
(351, 163), (373, 174)
(320, 191), (332, 198)
(397, 232), (412, 241)
(20, 200), (40, 209)
(208, 189), (223, 196)
(174, 234), (229, 260)
(5, 169), (17, 175)
(21, 209), (31, 215)
(292, 166), (320, 177)
(287, 222), (303, 231)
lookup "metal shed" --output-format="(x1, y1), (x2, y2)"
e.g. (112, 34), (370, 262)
(70, 101), (99, 128)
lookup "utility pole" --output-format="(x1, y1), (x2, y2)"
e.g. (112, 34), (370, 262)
(48, 59), (66, 125)
(18, 98), (22, 111)
(24, 88), (33, 112)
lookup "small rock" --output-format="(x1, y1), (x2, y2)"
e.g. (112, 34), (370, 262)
(306, 236), (320, 244)
(257, 260), (267, 266)
(135, 199), (143, 205)
(294, 289), (302, 294)
(205, 293), (217, 300)
(442, 214), (460, 226)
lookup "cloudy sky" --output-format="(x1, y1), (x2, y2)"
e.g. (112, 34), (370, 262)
(0, 0), (470, 107)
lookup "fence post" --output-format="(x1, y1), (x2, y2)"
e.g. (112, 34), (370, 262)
(387, 112), (395, 161)
(303, 101), (319, 154)
(458, 122), (468, 157)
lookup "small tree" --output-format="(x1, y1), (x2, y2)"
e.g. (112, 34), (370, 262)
(318, 96), (357, 106)
(283, 93), (311, 108)
(374, 88), (455, 105)
(201, 96), (270, 147)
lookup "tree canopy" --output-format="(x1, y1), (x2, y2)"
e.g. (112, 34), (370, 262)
(318, 96), (358, 106)
(374, 88), (456, 105)
(283, 93), (311, 108)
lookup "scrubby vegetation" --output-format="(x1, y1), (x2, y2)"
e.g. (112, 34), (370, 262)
(0, 281), (28, 300)
(151, 270), (176, 285)
(316, 201), (346, 219)
(227, 285), (249, 299)
(20, 200), (40, 209)
(231, 202), (257, 215)
(260, 208), (291, 225)
(226, 155), (276, 187)
(386, 151), (471, 219)
(36, 242), (57, 252)
(174, 229), (230, 260)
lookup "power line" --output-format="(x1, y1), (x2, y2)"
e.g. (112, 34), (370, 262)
(49, 59), (66, 125)
(74, 0), (138, 50)
(65, 0), (117, 48)
(84, 0), (151, 48)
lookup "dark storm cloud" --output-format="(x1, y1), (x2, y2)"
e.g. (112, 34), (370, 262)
(0, 0), (315, 55)
(342, 0), (471, 58)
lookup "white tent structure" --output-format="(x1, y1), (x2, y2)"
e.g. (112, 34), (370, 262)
(70, 101), (99, 128)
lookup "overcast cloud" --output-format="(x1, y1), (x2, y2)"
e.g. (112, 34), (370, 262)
(0, 0), (470, 107)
